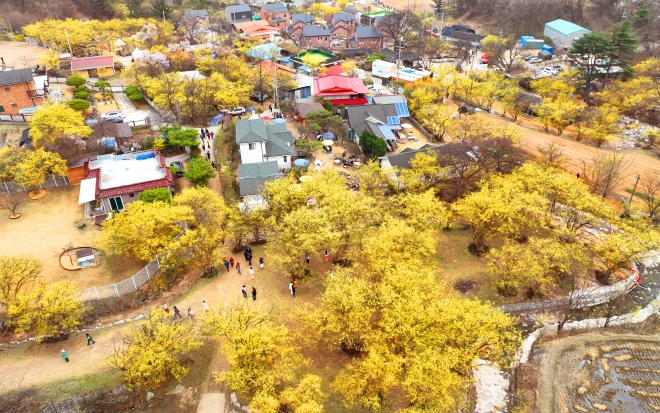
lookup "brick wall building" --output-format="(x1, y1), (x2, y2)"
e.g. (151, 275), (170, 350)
(301, 25), (331, 49)
(0, 68), (44, 115)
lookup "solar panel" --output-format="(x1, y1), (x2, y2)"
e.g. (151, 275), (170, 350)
(395, 101), (410, 117)
(387, 116), (400, 125)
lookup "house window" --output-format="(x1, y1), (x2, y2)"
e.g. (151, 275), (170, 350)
(248, 143), (256, 150)
(318, 37), (321, 41)
(11, 103), (17, 108)
(128, 192), (135, 198)
(325, 37), (328, 41)
(284, 156), (288, 162)
(4, 87), (9, 92)
(0, 106), (4, 113)
(108, 196), (124, 211)
(359, 39), (364, 44)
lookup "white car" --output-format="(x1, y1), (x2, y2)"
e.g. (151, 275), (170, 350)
(100, 111), (125, 122)
(543, 67), (559, 75)
(528, 58), (544, 64)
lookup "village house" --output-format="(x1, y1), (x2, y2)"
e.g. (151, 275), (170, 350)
(180, 9), (209, 25)
(313, 74), (369, 106)
(0, 68), (46, 115)
(349, 26), (385, 51)
(225, 4), (254, 23)
(301, 25), (332, 49)
(233, 20), (281, 41)
(238, 161), (283, 209)
(71, 55), (115, 78)
(287, 13), (316, 34)
(329, 12), (357, 38)
(260, 3), (290, 28)
(236, 118), (294, 170)
(78, 150), (173, 216)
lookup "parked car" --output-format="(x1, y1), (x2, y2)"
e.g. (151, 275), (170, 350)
(227, 107), (246, 116)
(543, 67), (559, 75)
(521, 54), (535, 61)
(250, 92), (268, 102)
(100, 111), (125, 122)
(170, 161), (184, 178)
(528, 57), (544, 64)
(458, 105), (476, 115)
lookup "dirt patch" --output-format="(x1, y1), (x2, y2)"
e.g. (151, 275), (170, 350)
(0, 186), (143, 288)
(0, 41), (49, 70)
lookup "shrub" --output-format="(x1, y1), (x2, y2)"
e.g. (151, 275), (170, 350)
(94, 81), (109, 92)
(125, 86), (144, 101)
(67, 99), (91, 111)
(138, 188), (172, 203)
(65, 76), (86, 87)
(324, 101), (333, 112)
(73, 88), (90, 99)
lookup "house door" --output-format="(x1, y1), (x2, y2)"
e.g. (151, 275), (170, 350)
(88, 68), (98, 77)
(109, 196), (124, 211)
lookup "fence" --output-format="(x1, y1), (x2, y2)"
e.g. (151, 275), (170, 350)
(0, 113), (32, 123)
(48, 76), (139, 93)
(0, 174), (69, 195)
(79, 257), (161, 302)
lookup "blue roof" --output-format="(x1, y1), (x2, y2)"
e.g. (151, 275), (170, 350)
(377, 124), (402, 141)
(299, 65), (311, 71)
(545, 19), (590, 35)
(394, 101), (410, 117)
(247, 43), (282, 59)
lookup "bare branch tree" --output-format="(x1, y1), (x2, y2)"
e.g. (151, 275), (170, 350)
(0, 192), (23, 218)
(638, 174), (660, 222)
(582, 151), (633, 198)
(536, 142), (566, 169)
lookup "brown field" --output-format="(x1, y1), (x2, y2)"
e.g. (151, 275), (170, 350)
(0, 41), (49, 70)
(0, 185), (143, 289)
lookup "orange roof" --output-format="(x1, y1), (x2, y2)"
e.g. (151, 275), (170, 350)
(233, 20), (270, 30)
(260, 60), (296, 74)
(242, 25), (280, 36)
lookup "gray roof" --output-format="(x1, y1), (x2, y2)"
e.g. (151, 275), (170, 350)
(183, 9), (208, 19)
(382, 144), (442, 169)
(303, 25), (331, 37)
(381, 47), (419, 63)
(235, 119), (293, 156)
(264, 3), (288, 13)
(238, 161), (282, 196)
(295, 101), (324, 118)
(291, 14), (316, 24)
(332, 12), (356, 24)
(91, 121), (133, 140)
(272, 17), (286, 22)
(346, 103), (398, 139)
(372, 94), (406, 105)
(0, 68), (33, 86)
(342, 6), (359, 14)
(355, 26), (384, 38)
(226, 4), (252, 13)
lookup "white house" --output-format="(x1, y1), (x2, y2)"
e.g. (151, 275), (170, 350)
(235, 118), (293, 170)
(543, 19), (590, 48)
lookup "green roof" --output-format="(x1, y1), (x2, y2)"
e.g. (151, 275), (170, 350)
(545, 19), (590, 35)
(363, 10), (392, 17)
(238, 161), (282, 196)
(294, 49), (336, 60)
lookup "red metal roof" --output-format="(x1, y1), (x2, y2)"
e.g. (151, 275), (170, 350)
(313, 75), (368, 96)
(71, 55), (115, 71)
(326, 97), (369, 106)
(83, 151), (173, 199)
(326, 65), (343, 76)
(260, 60), (297, 74)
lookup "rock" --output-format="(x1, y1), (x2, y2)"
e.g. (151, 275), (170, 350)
(241, 407), (251, 413)
(168, 384), (186, 395)
(230, 392), (237, 403)
(134, 314), (146, 320)
(29, 337), (35, 341)
(233, 402), (241, 408)
(146, 391), (154, 401)
(114, 320), (125, 325)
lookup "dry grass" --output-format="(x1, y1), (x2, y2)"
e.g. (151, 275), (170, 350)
(0, 186), (143, 289)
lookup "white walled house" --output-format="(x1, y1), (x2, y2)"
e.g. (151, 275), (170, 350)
(235, 119), (294, 171)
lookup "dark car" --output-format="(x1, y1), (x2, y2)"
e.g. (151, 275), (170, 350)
(250, 92), (268, 103)
(170, 161), (184, 178)
(458, 105), (476, 115)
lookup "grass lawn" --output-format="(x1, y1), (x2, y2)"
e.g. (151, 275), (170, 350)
(0, 186), (144, 288)
(95, 101), (120, 114)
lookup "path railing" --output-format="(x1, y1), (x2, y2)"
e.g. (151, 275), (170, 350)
(79, 257), (160, 301)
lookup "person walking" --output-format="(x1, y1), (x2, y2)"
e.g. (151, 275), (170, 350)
(306, 254), (310, 264)
(259, 257), (264, 269)
(86, 333), (95, 346)
(211, 161), (216, 169)
(164, 305), (170, 313)
(251, 287), (257, 301)
(247, 254), (253, 266)
(210, 131), (214, 139)
(325, 251), (329, 262)
(203, 300), (209, 312)
(61, 349), (69, 363)
(249, 266), (255, 280)
(293, 278), (298, 290)
(224, 258), (230, 272)
(229, 257), (235, 267)
(269, 104), (273, 113)
(236, 262), (242, 275)
(173, 306), (182, 319)
(206, 151), (211, 160)
(289, 281), (296, 297)
(241, 285), (247, 298)
(187, 308), (195, 320)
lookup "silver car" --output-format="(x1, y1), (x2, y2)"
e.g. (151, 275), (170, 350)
(100, 111), (125, 122)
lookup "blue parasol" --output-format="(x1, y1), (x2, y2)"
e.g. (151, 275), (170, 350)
(272, 118), (286, 124)
(322, 132), (335, 139)
(294, 159), (309, 167)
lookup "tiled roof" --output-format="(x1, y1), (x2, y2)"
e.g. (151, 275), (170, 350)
(71, 55), (114, 70)
(263, 3), (288, 13)
(313, 75), (368, 95)
(291, 14), (316, 24)
(183, 9), (208, 19)
(382, 145), (442, 169)
(236, 119), (268, 143)
(0, 68), (33, 86)
(332, 12), (356, 24)
(226, 4), (252, 13)
(295, 102), (324, 118)
(84, 150), (173, 199)
(91, 121), (133, 140)
(238, 161), (282, 196)
(355, 26), (384, 38)
(303, 25), (331, 36)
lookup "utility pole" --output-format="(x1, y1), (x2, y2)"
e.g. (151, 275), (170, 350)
(629, 174), (641, 205)
(63, 29), (73, 56)
(163, 10), (166, 22)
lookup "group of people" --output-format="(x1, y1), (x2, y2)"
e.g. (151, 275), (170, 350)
(199, 128), (217, 167)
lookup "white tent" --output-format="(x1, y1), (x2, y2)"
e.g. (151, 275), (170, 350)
(114, 38), (126, 47)
(131, 47), (145, 60)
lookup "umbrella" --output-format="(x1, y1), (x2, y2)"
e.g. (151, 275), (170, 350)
(262, 114), (274, 120)
(299, 175), (313, 182)
(247, 106), (254, 112)
(401, 123), (413, 129)
(322, 132), (335, 139)
(272, 118), (286, 124)
(294, 159), (309, 167)
(322, 139), (334, 146)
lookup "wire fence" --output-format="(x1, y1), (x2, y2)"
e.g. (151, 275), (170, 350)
(79, 257), (161, 302)
(0, 174), (69, 195)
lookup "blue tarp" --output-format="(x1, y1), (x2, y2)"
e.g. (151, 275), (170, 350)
(100, 138), (116, 148)
(210, 113), (226, 126)
(279, 56), (292, 63)
(136, 152), (156, 160)
(294, 159), (309, 167)
(323, 132), (334, 139)
(272, 118), (286, 124)
(298, 65), (311, 71)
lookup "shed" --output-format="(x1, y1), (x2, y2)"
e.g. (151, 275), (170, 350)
(76, 248), (95, 266)
(543, 19), (590, 47)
